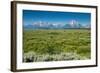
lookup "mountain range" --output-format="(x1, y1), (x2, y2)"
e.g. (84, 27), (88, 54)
(24, 20), (90, 29)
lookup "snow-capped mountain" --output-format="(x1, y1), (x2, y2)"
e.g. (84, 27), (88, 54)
(24, 20), (90, 29)
(63, 20), (84, 28)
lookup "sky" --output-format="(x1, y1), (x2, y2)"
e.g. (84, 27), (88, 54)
(23, 10), (91, 26)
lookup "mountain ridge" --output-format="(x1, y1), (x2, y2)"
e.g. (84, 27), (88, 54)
(24, 21), (90, 29)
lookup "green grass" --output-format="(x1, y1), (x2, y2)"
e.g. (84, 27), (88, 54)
(23, 29), (91, 62)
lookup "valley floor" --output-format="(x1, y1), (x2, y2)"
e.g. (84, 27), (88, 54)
(23, 29), (91, 62)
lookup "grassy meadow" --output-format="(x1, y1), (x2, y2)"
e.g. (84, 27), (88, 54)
(23, 29), (91, 62)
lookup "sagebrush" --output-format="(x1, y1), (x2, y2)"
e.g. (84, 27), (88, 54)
(23, 29), (91, 62)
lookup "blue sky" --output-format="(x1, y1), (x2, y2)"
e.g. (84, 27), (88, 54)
(23, 10), (91, 26)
